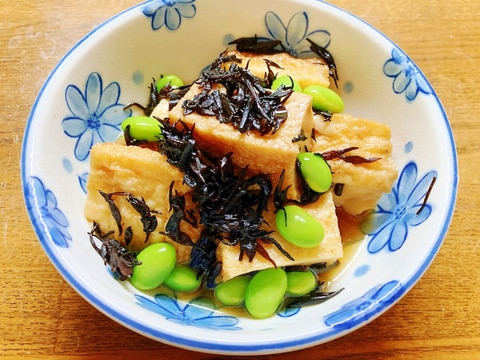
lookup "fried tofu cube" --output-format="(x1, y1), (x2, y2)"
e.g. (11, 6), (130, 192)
(312, 113), (398, 215)
(224, 50), (331, 89)
(217, 190), (343, 281)
(84, 141), (198, 262)
(168, 84), (314, 199)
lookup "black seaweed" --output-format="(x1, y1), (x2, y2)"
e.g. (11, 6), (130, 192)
(163, 182), (197, 247)
(230, 36), (340, 88)
(320, 147), (380, 164)
(189, 234), (220, 287)
(123, 124), (148, 147)
(157, 119), (294, 270)
(99, 191), (161, 243)
(309, 260), (340, 274)
(292, 129), (307, 143)
(273, 166), (322, 211)
(182, 53), (292, 135)
(306, 38), (339, 88)
(124, 79), (191, 116)
(313, 108), (333, 122)
(229, 36), (284, 54)
(89, 222), (140, 280)
(284, 287), (344, 309)
(99, 190), (123, 235)
(416, 176), (437, 215)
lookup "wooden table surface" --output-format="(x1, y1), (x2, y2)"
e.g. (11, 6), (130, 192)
(1, 0), (478, 358)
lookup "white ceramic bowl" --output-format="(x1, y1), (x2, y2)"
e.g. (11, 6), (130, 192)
(22, 0), (458, 355)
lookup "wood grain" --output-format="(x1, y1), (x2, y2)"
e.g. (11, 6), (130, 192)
(1, 0), (478, 358)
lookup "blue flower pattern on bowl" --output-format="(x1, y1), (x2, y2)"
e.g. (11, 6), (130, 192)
(78, 172), (89, 194)
(24, 176), (71, 248)
(384, 48), (432, 101)
(136, 293), (241, 330)
(363, 161), (437, 254)
(263, 11), (331, 57)
(277, 305), (301, 318)
(324, 280), (402, 329)
(62, 72), (131, 162)
(143, 0), (196, 31)
(47, 8), (439, 328)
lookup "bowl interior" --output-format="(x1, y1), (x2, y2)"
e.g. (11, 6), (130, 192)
(22, 0), (457, 355)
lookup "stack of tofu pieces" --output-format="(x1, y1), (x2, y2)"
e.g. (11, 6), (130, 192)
(84, 50), (397, 282)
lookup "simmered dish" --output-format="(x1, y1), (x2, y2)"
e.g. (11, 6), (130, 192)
(84, 38), (398, 318)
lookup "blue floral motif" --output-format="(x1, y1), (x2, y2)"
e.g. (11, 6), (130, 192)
(62, 72), (130, 161)
(383, 48), (432, 101)
(263, 11), (331, 57)
(25, 176), (72, 248)
(135, 294), (241, 330)
(362, 161), (437, 254)
(78, 172), (89, 194)
(143, 0), (196, 31)
(324, 280), (402, 329)
(277, 306), (301, 318)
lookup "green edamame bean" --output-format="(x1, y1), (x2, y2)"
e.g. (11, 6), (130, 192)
(275, 205), (325, 248)
(156, 74), (184, 91)
(297, 152), (332, 193)
(244, 268), (287, 319)
(286, 271), (317, 296)
(130, 243), (176, 291)
(163, 264), (202, 293)
(303, 85), (345, 113)
(214, 275), (251, 306)
(121, 116), (163, 142)
(271, 75), (302, 92)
